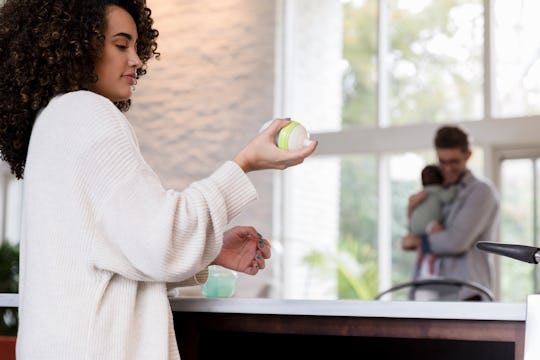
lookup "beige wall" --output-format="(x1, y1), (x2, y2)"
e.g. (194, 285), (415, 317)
(127, 0), (277, 297)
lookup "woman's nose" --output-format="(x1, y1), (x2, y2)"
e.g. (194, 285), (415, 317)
(129, 52), (142, 69)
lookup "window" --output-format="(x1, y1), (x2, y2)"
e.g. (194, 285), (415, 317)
(497, 152), (540, 302)
(275, 0), (540, 301)
(342, 0), (484, 128)
(493, 0), (540, 117)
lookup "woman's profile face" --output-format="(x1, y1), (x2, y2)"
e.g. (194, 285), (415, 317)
(89, 5), (142, 102)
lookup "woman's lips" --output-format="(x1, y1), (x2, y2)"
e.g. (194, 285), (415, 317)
(123, 74), (136, 85)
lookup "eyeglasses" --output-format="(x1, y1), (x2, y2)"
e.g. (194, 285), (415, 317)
(438, 157), (466, 167)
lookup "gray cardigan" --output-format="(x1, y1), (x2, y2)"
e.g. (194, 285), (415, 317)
(422, 170), (499, 300)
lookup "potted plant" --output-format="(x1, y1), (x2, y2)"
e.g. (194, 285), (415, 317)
(0, 241), (19, 335)
(0, 241), (19, 360)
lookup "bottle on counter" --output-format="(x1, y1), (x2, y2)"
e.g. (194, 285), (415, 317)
(200, 265), (238, 298)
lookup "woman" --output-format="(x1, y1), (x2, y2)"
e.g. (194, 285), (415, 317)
(0, 0), (317, 358)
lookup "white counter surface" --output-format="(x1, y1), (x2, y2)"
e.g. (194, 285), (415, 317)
(0, 293), (525, 321)
(169, 297), (526, 321)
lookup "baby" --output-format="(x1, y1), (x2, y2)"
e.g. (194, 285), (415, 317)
(409, 164), (457, 278)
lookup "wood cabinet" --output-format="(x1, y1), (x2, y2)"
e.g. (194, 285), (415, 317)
(171, 298), (526, 360)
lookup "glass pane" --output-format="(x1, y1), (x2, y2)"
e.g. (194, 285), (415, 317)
(388, 150), (435, 287)
(499, 159), (535, 302)
(284, 0), (345, 133)
(536, 159), (540, 295)
(338, 155), (378, 299)
(280, 155), (341, 299)
(5, 178), (22, 244)
(280, 154), (378, 300)
(341, 0), (378, 128)
(493, 0), (540, 117)
(279, 146), (484, 300)
(388, 0), (483, 125)
(467, 146), (484, 176)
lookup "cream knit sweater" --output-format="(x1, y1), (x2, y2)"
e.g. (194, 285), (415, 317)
(16, 91), (257, 359)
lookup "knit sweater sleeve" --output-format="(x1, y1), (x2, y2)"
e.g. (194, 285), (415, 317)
(69, 92), (257, 283)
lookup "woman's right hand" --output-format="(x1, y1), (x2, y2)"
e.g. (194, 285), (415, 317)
(233, 118), (318, 173)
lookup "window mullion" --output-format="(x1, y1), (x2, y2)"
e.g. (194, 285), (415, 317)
(484, 0), (494, 120)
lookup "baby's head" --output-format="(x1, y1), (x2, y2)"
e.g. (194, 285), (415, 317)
(421, 164), (444, 186)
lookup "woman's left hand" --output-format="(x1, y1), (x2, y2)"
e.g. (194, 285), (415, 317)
(212, 226), (271, 275)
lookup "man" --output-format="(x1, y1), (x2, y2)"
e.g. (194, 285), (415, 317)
(401, 125), (500, 301)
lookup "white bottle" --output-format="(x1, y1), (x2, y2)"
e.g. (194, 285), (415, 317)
(260, 119), (311, 151)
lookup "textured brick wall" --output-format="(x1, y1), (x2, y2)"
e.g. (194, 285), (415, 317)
(127, 0), (277, 297)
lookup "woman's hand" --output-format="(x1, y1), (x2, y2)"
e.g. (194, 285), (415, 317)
(212, 226), (271, 275)
(233, 118), (318, 173)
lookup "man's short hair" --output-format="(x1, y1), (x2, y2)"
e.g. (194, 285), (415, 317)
(434, 125), (470, 153)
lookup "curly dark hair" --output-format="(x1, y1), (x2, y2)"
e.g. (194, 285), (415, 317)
(0, 0), (160, 179)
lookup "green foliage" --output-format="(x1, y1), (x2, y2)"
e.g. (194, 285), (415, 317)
(342, 0), (378, 127)
(303, 155), (379, 299)
(342, 0), (482, 127)
(339, 157), (377, 252)
(0, 241), (19, 336)
(303, 241), (378, 300)
(0, 242), (19, 293)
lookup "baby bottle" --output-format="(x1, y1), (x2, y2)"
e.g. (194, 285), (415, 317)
(260, 118), (312, 151)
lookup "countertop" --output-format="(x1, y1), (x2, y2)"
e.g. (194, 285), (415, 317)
(1, 293), (526, 321)
(169, 297), (527, 321)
